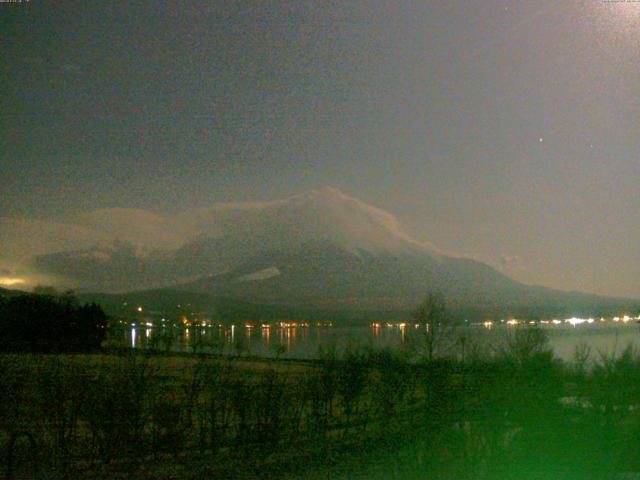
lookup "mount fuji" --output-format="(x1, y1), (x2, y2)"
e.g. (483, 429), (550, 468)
(18, 187), (635, 314)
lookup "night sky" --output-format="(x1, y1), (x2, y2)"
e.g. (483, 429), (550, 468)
(1, 1), (639, 297)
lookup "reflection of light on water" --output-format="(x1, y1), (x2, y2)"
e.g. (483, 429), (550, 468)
(125, 314), (640, 361)
(290, 326), (297, 349)
(372, 323), (380, 337)
(262, 324), (270, 347)
(285, 328), (292, 350)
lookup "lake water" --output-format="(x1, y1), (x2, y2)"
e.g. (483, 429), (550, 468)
(117, 320), (640, 363)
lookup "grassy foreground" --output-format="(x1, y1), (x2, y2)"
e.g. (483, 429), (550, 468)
(2, 330), (640, 479)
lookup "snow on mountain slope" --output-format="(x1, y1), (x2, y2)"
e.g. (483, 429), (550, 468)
(237, 267), (281, 282)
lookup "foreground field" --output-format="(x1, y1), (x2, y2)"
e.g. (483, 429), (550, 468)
(2, 330), (640, 479)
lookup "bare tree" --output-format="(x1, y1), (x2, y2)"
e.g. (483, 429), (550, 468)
(412, 291), (454, 361)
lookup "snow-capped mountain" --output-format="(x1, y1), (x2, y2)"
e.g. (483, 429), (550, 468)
(22, 187), (442, 291)
(3, 187), (633, 311)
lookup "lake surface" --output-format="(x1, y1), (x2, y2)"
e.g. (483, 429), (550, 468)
(117, 320), (640, 363)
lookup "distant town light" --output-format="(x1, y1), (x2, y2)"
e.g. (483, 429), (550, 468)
(565, 317), (587, 327)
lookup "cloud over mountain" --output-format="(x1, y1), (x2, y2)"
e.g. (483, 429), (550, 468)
(0, 187), (440, 292)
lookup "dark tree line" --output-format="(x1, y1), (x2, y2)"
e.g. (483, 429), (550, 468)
(0, 292), (107, 352)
